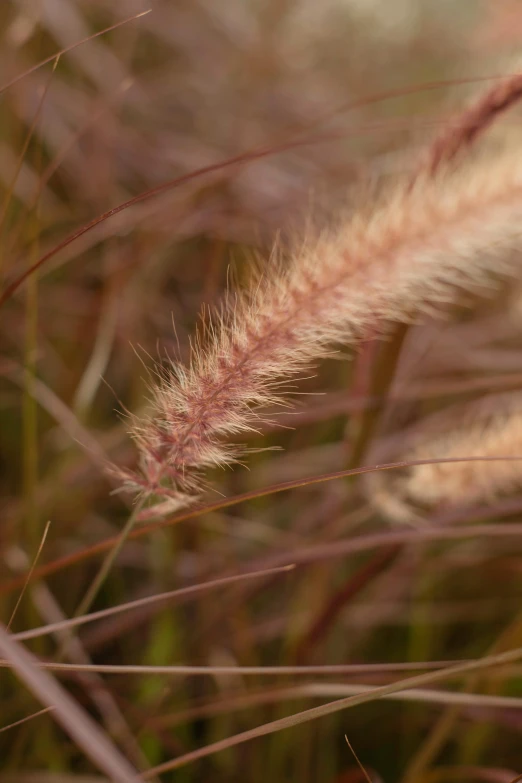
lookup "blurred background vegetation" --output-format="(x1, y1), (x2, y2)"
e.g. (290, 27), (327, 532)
(2, 1), (522, 781)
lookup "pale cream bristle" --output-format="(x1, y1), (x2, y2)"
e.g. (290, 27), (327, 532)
(403, 408), (522, 508)
(124, 150), (522, 509)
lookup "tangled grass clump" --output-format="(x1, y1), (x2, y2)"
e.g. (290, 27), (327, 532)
(5, 4), (522, 781)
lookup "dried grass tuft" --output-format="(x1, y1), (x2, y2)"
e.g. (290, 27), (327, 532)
(402, 403), (522, 508)
(419, 73), (522, 179)
(123, 149), (522, 510)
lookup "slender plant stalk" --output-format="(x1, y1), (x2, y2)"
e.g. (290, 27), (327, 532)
(56, 498), (146, 671)
(402, 606), (522, 782)
(142, 645), (522, 776)
(22, 180), (43, 662)
(23, 250), (39, 559)
(3, 456), (522, 597)
(73, 498), (146, 621)
(419, 72), (522, 179)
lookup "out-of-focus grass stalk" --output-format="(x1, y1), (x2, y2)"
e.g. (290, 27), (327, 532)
(402, 546), (438, 766)
(136, 531), (179, 764)
(458, 610), (522, 764)
(19, 85), (63, 771)
(143, 645), (522, 775)
(23, 222), (39, 560)
(73, 278), (119, 419)
(347, 323), (410, 470)
(401, 603), (522, 782)
(19, 65), (60, 561)
(55, 498), (145, 680)
(73, 498), (146, 620)
(0, 57), (59, 279)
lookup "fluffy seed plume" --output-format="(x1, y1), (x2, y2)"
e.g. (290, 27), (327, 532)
(419, 72), (522, 178)
(121, 148), (522, 513)
(401, 404), (522, 508)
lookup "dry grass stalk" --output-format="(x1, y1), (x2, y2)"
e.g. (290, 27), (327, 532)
(420, 73), (522, 178)
(402, 405), (522, 508)
(121, 148), (522, 512)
